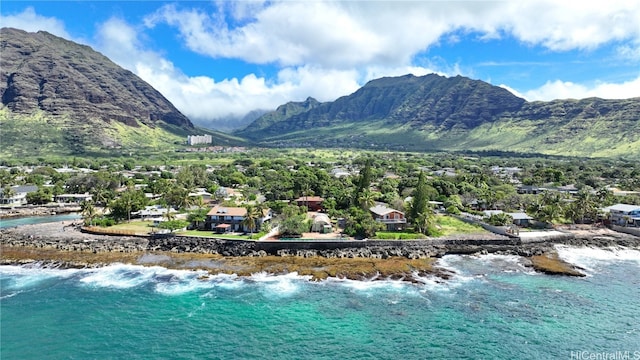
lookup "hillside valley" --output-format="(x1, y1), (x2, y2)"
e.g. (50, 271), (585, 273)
(0, 28), (243, 157)
(237, 74), (640, 158)
(1, 28), (638, 159)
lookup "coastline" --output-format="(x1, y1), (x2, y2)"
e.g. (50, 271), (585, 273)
(0, 205), (81, 219)
(2, 221), (639, 281)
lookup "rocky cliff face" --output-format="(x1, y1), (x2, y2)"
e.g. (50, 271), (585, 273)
(237, 73), (639, 157)
(0, 27), (193, 130)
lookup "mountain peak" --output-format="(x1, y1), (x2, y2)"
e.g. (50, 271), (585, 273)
(0, 27), (193, 130)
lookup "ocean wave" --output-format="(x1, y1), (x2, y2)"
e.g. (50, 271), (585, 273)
(555, 245), (640, 274)
(78, 264), (212, 292)
(248, 271), (312, 297)
(437, 254), (537, 277)
(0, 264), (82, 290)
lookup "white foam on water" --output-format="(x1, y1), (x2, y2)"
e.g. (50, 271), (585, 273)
(248, 271), (311, 297)
(555, 245), (640, 274)
(0, 264), (82, 290)
(438, 253), (539, 278)
(154, 272), (216, 296)
(78, 264), (210, 291)
(0, 290), (22, 299)
(325, 275), (407, 291)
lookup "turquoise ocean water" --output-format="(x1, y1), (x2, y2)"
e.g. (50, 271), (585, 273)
(1, 246), (639, 359)
(0, 213), (81, 229)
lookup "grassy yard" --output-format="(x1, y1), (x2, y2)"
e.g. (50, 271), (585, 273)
(374, 232), (427, 240)
(373, 216), (488, 240)
(434, 215), (488, 236)
(106, 220), (155, 234)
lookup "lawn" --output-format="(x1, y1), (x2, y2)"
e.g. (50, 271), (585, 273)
(374, 215), (488, 239)
(105, 220), (155, 234)
(434, 215), (489, 236)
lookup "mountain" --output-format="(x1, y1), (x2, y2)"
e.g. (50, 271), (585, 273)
(237, 74), (640, 158)
(0, 28), (237, 156)
(195, 109), (270, 133)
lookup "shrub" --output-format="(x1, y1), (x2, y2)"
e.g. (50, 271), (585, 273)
(446, 205), (461, 215)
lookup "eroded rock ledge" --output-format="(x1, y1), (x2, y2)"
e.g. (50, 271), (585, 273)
(2, 222), (639, 279)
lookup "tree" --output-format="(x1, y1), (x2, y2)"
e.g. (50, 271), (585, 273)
(109, 188), (147, 222)
(187, 208), (208, 230)
(352, 158), (373, 206)
(357, 190), (376, 210)
(485, 213), (513, 226)
(413, 210), (435, 235)
(164, 187), (193, 210)
(409, 171), (429, 224)
(80, 200), (97, 226)
(343, 206), (384, 238)
(163, 209), (176, 222)
(241, 205), (262, 235)
(1, 186), (15, 203)
(26, 187), (52, 205)
(278, 214), (308, 237)
(158, 219), (190, 233)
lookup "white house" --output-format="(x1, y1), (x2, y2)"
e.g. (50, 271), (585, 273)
(602, 204), (640, 227)
(0, 185), (39, 206)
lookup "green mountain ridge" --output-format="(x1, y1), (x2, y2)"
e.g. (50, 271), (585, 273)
(237, 74), (640, 158)
(0, 28), (244, 156)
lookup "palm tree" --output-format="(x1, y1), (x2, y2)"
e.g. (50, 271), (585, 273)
(192, 195), (206, 210)
(1, 186), (15, 205)
(241, 204), (261, 235)
(163, 209), (176, 222)
(358, 190), (376, 210)
(80, 200), (97, 226)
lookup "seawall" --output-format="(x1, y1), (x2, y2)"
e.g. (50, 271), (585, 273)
(2, 222), (639, 261)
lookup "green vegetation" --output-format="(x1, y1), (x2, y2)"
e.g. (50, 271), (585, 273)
(3, 146), (639, 241)
(432, 216), (488, 236)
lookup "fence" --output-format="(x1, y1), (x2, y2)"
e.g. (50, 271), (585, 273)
(81, 226), (146, 237)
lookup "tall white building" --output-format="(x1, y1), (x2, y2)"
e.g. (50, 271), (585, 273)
(187, 135), (212, 146)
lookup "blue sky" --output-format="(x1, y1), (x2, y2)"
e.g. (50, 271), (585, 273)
(2, 1), (639, 127)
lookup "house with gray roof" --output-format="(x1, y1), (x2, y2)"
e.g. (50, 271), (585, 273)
(370, 204), (406, 231)
(602, 204), (640, 227)
(0, 185), (39, 206)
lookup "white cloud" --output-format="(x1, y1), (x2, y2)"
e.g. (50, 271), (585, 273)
(524, 77), (640, 101)
(144, 1), (640, 67)
(0, 7), (70, 39)
(4, 2), (640, 127)
(93, 17), (366, 123)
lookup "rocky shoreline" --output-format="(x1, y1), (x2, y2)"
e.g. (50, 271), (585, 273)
(0, 205), (81, 219)
(2, 222), (639, 281)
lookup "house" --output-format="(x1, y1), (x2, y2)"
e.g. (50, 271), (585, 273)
(215, 187), (243, 201)
(509, 212), (534, 227)
(206, 205), (272, 233)
(132, 205), (178, 220)
(517, 185), (545, 195)
(0, 185), (39, 206)
(188, 188), (213, 203)
(331, 168), (351, 178)
(295, 196), (324, 211)
(602, 204), (640, 227)
(311, 213), (332, 233)
(55, 193), (93, 204)
(482, 210), (534, 227)
(369, 204), (407, 231)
